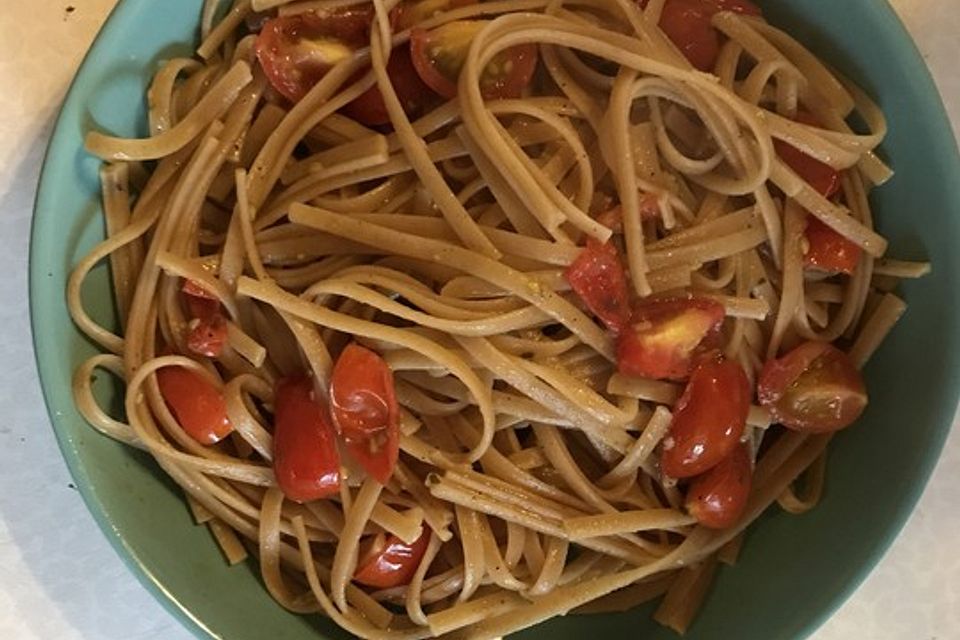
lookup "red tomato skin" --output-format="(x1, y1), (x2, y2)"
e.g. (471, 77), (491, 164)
(330, 344), (400, 484)
(273, 376), (342, 503)
(803, 216), (862, 275)
(774, 110), (842, 198)
(565, 240), (632, 334)
(255, 8), (374, 103)
(186, 314), (229, 358)
(354, 530), (431, 588)
(616, 297), (726, 381)
(686, 443), (753, 529)
(660, 357), (750, 478)
(758, 341), (867, 433)
(157, 366), (233, 445)
(409, 21), (538, 100)
(658, 0), (721, 72)
(341, 49), (435, 126)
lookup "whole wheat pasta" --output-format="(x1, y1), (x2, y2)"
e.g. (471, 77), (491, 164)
(69, 0), (924, 637)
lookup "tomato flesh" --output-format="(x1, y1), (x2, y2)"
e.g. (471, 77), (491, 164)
(661, 356), (750, 478)
(803, 216), (862, 275)
(354, 529), (430, 588)
(255, 7), (374, 103)
(330, 344), (400, 484)
(685, 443), (752, 529)
(617, 297), (725, 381)
(157, 366), (233, 445)
(565, 241), (632, 334)
(273, 375), (341, 503)
(410, 20), (538, 99)
(774, 110), (842, 198)
(758, 341), (867, 433)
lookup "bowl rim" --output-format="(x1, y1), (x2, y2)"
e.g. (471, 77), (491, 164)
(29, 1), (960, 639)
(29, 1), (222, 637)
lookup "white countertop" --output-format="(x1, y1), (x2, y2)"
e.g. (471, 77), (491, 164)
(1, 2), (957, 639)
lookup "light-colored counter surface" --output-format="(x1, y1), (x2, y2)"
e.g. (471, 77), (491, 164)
(1, 2), (957, 638)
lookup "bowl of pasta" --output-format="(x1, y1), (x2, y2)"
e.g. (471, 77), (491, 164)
(31, 0), (960, 639)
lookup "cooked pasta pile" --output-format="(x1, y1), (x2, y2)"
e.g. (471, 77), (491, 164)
(69, 0), (930, 637)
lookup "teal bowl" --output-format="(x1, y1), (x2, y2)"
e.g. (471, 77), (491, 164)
(30, 1), (960, 638)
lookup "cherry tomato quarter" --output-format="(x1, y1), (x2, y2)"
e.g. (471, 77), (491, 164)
(617, 297), (726, 380)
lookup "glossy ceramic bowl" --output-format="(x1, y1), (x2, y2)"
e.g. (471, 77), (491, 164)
(30, 1), (960, 638)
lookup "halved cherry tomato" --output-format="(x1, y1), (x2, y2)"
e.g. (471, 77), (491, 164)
(157, 365), (233, 445)
(758, 341), (867, 433)
(685, 443), (752, 529)
(255, 7), (374, 103)
(273, 375), (341, 503)
(340, 48), (436, 126)
(565, 240), (632, 334)
(330, 344), (400, 484)
(661, 356), (750, 478)
(774, 110), (842, 198)
(409, 20), (538, 99)
(354, 529), (430, 588)
(617, 297), (726, 380)
(391, 0), (477, 31)
(803, 216), (862, 275)
(182, 279), (227, 358)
